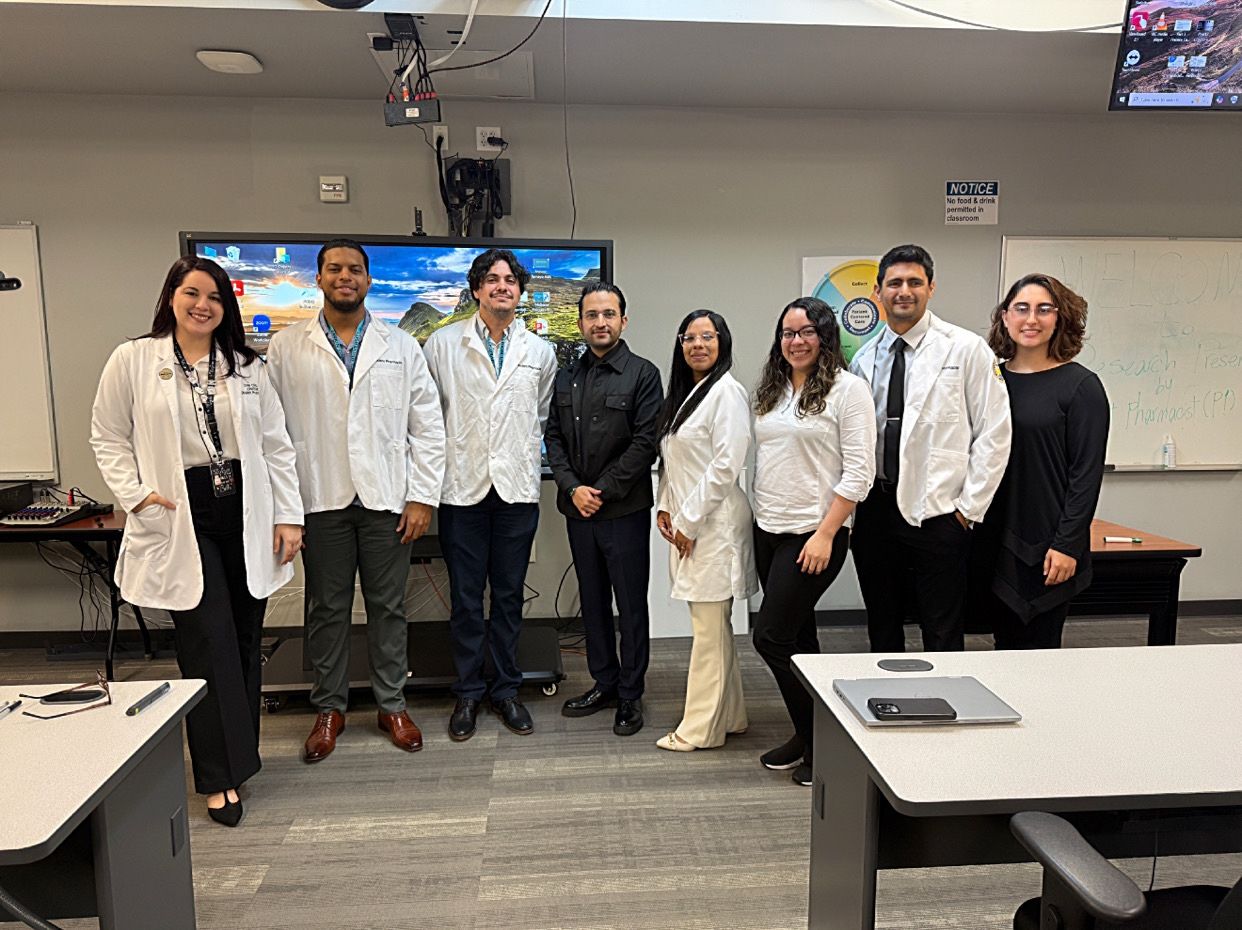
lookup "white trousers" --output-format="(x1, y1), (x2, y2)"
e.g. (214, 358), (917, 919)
(675, 598), (748, 748)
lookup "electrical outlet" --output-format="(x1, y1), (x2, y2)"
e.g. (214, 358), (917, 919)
(476, 126), (502, 152)
(431, 125), (449, 151)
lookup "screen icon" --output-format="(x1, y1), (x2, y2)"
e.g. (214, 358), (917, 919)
(225, 246), (241, 262)
(1130, 10), (1149, 32)
(1125, 49), (1141, 67)
(252, 314), (271, 333)
(1174, 19), (1193, 32)
(1199, 19), (1215, 33)
(203, 245), (218, 258)
(274, 247), (290, 265)
(1167, 55), (1186, 71)
(529, 317), (549, 336)
(1233, 95), (1240, 105)
(1154, 13), (1169, 32)
(232, 279), (245, 297)
(533, 291), (551, 305)
(1189, 55), (1207, 70)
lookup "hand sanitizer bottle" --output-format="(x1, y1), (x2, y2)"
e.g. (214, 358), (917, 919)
(1161, 435), (1176, 469)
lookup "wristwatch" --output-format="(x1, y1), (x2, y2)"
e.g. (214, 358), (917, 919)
(568, 485), (579, 498)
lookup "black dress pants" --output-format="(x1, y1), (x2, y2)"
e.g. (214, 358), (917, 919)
(566, 508), (652, 700)
(169, 463), (266, 795)
(992, 600), (1071, 650)
(851, 484), (970, 653)
(752, 525), (850, 759)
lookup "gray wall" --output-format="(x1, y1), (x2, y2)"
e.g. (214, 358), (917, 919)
(2, 92), (1239, 630)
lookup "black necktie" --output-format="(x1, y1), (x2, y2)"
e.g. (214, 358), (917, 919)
(884, 337), (905, 484)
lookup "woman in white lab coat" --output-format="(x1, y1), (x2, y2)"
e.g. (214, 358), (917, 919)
(91, 256), (303, 827)
(655, 309), (757, 751)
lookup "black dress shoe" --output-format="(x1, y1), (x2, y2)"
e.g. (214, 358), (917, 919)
(490, 697), (534, 735)
(613, 698), (643, 736)
(561, 686), (618, 718)
(449, 698), (480, 742)
(207, 797), (244, 828)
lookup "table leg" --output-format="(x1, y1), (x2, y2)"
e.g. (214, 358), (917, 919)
(91, 723), (196, 929)
(1147, 558), (1186, 646)
(809, 704), (880, 930)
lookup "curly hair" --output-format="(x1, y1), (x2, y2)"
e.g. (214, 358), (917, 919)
(988, 273), (1087, 363)
(753, 297), (846, 418)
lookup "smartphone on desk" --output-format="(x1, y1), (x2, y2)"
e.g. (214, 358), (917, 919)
(867, 697), (957, 721)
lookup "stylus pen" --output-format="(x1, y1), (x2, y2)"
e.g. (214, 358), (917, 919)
(1102, 536), (1143, 544)
(0, 699), (21, 721)
(126, 682), (171, 717)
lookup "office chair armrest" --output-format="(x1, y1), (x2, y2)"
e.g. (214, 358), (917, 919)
(1011, 812), (1147, 923)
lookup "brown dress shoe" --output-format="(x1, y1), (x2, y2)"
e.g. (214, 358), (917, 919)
(303, 710), (345, 764)
(378, 709), (423, 752)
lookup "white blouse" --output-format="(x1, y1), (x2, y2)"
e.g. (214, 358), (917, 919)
(752, 370), (876, 535)
(657, 373), (758, 603)
(176, 352), (240, 467)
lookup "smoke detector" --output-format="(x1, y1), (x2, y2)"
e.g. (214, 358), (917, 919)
(195, 50), (264, 75)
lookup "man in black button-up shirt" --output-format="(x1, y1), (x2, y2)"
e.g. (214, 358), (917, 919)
(545, 282), (663, 736)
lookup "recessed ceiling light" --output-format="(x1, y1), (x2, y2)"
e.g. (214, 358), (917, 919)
(195, 50), (264, 75)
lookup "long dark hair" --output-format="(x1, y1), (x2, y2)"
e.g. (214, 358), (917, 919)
(144, 256), (257, 376)
(657, 309), (733, 440)
(754, 297), (846, 418)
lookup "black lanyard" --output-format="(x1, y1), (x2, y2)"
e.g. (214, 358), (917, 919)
(172, 339), (225, 461)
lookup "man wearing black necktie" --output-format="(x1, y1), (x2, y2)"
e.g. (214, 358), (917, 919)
(848, 244), (1012, 652)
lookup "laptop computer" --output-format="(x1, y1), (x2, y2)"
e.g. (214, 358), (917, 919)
(832, 676), (1021, 727)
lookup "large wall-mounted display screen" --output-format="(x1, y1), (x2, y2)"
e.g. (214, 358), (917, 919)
(179, 232), (613, 364)
(1111, 2), (1242, 110)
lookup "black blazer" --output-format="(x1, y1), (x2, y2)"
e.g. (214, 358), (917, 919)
(544, 340), (663, 520)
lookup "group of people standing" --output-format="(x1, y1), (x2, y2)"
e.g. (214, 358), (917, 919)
(89, 238), (1109, 824)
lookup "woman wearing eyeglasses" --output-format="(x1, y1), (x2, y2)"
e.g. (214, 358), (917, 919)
(974, 273), (1108, 649)
(654, 309), (757, 752)
(91, 256), (303, 827)
(750, 297), (876, 786)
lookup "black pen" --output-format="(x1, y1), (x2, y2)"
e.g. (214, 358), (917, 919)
(0, 699), (21, 721)
(126, 682), (171, 717)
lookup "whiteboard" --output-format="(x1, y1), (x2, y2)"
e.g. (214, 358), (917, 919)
(0, 225), (58, 480)
(1000, 237), (1242, 469)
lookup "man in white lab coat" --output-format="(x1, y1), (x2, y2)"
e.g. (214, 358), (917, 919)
(849, 244), (1011, 652)
(424, 248), (556, 741)
(266, 239), (446, 763)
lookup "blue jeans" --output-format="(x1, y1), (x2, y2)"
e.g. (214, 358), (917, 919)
(439, 487), (539, 701)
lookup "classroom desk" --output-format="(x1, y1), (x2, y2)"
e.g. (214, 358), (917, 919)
(0, 679), (204, 929)
(0, 511), (152, 679)
(1075, 518), (1202, 645)
(793, 645), (1242, 930)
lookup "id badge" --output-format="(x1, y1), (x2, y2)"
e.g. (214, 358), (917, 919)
(209, 458), (237, 498)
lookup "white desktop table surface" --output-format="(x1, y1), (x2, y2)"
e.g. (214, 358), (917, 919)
(0, 678), (204, 863)
(793, 645), (1242, 816)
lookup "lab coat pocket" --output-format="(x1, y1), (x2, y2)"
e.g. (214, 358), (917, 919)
(124, 505), (171, 562)
(927, 446), (969, 498)
(923, 375), (962, 423)
(370, 371), (405, 410)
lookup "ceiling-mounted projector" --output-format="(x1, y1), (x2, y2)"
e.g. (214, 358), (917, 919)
(317, 1), (375, 8)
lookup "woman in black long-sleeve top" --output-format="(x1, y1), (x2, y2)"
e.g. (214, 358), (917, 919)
(977, 273), (1109, 649)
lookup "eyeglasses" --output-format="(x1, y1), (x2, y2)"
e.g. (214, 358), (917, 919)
(582, 309), (621, 322)
(678, 332), (718, 345)
(20, 671), (112, 720)
(1006, 303), (1057, 318)
(780, 326), (819, 342)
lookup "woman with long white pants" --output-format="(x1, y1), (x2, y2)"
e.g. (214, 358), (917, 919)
(655, 309), (757, 751)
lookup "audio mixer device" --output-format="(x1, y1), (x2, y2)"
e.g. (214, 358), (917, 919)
(0, 501), (113, 528)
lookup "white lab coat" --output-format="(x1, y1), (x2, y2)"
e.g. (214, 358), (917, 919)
(849, 311), (1011, 526)
(90, 336), (303, 611)
(423, 314), (556, 506)
(265, 316), (446, 514)
(656, 373), (758, 603)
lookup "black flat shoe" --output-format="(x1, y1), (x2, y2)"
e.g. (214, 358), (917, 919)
(207, 797), (244, 828)
(561, 686), (618, 718)
(613, 699), (643, 736)
(490, 697), (534, 735)
(450, 698), (480, 742)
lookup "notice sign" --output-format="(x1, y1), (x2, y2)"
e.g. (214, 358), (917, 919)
(945, 180), (999, 225)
